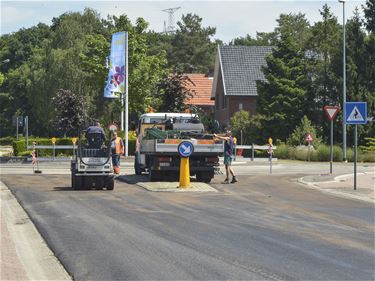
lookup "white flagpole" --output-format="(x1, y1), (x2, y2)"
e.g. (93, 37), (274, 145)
(125, 32), (129, 157)
(121, 93), (124, 131)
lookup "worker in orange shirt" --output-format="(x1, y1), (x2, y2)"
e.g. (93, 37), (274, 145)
(111, 131), (124, 174)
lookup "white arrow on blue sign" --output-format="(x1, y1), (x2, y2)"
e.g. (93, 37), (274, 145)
(178, 141), (194, 157)
(345, 102), (367, 125)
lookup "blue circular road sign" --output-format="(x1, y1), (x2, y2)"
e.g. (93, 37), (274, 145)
(178, 141), (194, 158)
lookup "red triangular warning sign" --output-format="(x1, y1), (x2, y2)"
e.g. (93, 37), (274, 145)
(324, 106), (340, 121)
(305, 133), (314, 143)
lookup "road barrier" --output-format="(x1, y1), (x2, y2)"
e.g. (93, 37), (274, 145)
(27, 145), (76, 160)
(235, 144), (277, 161)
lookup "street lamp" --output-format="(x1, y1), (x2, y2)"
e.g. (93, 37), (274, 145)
(339, 0), (346, 161)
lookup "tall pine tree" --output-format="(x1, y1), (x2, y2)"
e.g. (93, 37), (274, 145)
(257, 13), (313, 141)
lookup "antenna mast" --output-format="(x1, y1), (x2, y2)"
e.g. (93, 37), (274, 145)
(162, 7), (181, 33)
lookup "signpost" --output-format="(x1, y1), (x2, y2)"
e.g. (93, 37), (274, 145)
(51, 137), (57, 160)
(72, 137), (78, 156)
(178, 141), (194, 188)
(324, 106), (340, 174)
(268, 137), (273, 174)
(345, 102), (367, 190)
(12, 116), (23, 140)
(305, 133), (314, 162)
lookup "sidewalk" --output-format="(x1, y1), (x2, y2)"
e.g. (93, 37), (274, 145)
(0, 181), (71, 281)
(299, 171), (375, 203)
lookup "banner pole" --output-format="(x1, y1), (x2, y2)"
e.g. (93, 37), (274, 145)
(125, 32), (129, 157)
(121, 93), (124, 131)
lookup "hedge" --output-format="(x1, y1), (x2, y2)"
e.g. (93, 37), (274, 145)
(272, 144), (374, 162)
(0, 136), (15, 145)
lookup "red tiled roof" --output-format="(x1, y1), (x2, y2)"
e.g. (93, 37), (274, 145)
(185, 74), (214, 106)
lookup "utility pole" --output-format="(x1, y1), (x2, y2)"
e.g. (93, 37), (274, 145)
(339, 0), (347, 161)
(162, 7), (181, 33)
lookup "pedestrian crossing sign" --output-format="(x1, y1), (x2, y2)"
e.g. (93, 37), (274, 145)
(345, 102), (367, 124)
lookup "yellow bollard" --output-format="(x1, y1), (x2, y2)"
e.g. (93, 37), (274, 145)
(179, 157), (190, 188)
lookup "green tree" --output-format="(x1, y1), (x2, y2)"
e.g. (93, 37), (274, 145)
(287, 116), (322, 146)
(230, 32), (277, 46)
(345, 8), (375, 143)
(257, 13), (313, 141)
(230, 110), (251, 144)
(168, 13), (217, 74)
(309, 4), (341, 141)
(363, 0), (375, 32)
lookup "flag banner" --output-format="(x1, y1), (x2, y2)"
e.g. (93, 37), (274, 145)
(104, 32), (127, 98)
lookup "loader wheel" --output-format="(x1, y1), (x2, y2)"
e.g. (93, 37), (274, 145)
(72, 174), (83, 190)
(106, 177), (114, 190)
(134, 155), (142, 175)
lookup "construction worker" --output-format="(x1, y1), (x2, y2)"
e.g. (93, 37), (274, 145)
(111, 131), (124, 174)
(214, 130), (238, 184)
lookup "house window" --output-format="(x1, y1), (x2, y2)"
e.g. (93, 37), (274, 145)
(239, 103), (243, 110)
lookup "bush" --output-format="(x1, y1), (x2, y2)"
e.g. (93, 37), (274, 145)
(274, 144), (289, 159)
(13, 138), (76, 156)
(0, 136), (14, 145)
(332, 146), (343, 162)
(295, 146), (311, 161)
(18, 150), (33, 157)
(287, 116), (322, 147)
(12, 140), (27, 156)
(360, 137), (375, 153)
(362, 152), (375, 162)
(316, 145), (330, 161)
(287, 146), (297, 160)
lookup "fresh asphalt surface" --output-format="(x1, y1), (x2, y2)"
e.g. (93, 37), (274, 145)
(1, 168), (374, 281)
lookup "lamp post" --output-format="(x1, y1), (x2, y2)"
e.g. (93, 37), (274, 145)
(339, 0), (346, 161)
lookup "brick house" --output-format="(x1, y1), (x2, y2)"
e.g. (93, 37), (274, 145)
(211, 45), (272, 127)
(185, 74), (214, 114)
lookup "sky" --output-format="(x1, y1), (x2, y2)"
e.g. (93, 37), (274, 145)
(1, 0), (367, 43)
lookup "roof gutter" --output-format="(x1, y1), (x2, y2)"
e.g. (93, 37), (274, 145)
(218, 46), (227, 97)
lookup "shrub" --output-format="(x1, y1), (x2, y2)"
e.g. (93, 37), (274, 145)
(274, 144), (289, 159)
(316, 145), (330, 161)
(346, 148), (354, 162)
(294, 146), (312, 161)
(362, 152), (375, 162)
(0, 136), (14, 145)
(12, 140), (27, 156)
(18, 150), (33, 157)
(287, 146), (297, 160)
(360, 137), (375, 153)
(287, 116), (322, 147)
(332, 146), (343, 162)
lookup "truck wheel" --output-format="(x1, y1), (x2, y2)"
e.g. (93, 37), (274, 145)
(106, 177), (114, 190)
(196, 173), (212, 183)
(149, 170), (160, 182)
(134, 155), (142, 175)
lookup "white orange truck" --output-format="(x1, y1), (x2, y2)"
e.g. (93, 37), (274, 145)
(134, 113), (223, 182)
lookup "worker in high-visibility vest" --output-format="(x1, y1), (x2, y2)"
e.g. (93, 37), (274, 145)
(111, 131), (124, 174)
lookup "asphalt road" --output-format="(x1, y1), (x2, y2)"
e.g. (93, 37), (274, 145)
(1, 171), (374, 281)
